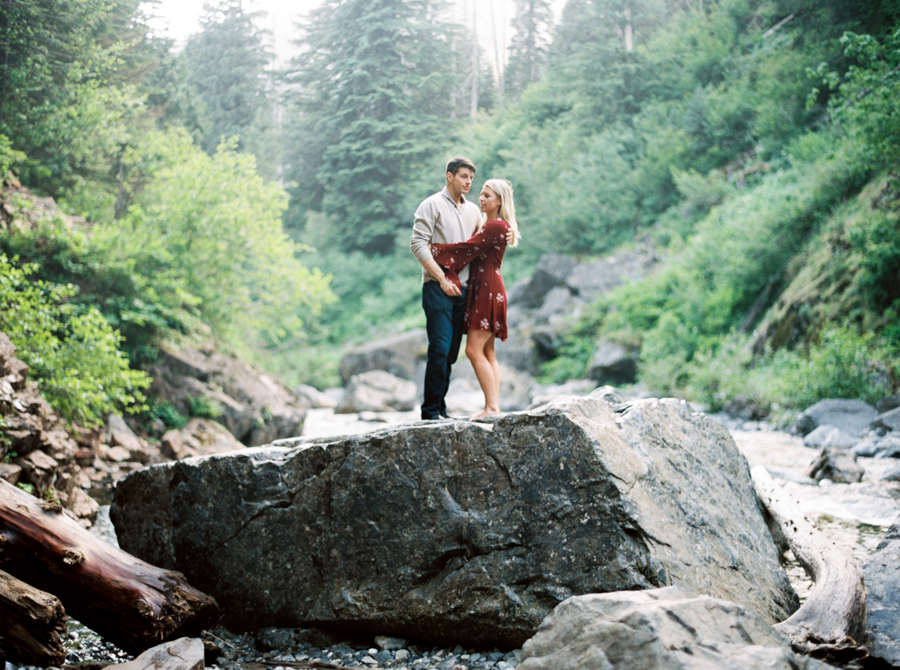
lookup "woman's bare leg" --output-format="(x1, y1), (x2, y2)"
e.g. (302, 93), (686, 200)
(465, 329), (500, 418)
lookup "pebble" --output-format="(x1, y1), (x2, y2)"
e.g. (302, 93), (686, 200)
(7, 623), (522, 670)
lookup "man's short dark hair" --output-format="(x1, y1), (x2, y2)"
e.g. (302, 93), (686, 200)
(446, 156), (476, 176)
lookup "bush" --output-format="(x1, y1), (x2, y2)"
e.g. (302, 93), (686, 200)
(0, 254), (149, 426)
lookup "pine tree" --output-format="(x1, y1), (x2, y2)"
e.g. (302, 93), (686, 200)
(505, 0), (553, 100)
(283, 0), (458, 255)
(180, 0), (274, 173)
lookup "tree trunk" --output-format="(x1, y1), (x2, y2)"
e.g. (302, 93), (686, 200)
(0, 568), (67, 667)
(751, 466), (868, 666)
(0, 480), (218, 655)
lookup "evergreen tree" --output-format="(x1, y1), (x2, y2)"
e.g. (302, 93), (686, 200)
(505, 0), (553, 100)
(180, 0), (275, 174)
(283, 0), (458, 255)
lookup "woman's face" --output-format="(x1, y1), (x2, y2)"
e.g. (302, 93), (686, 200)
(479, 186), (501, 218)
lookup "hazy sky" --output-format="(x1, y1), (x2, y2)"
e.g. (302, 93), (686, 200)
(142, 0), (542, 72)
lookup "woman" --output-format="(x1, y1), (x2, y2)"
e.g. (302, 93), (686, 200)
(429, 178), (521, 418)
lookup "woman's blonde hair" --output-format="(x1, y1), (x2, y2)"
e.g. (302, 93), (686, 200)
(482, 178), (521, 247)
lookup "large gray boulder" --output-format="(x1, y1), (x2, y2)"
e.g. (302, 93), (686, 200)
(514, 254), (577, 309)
(864, 516), (900, 666)
(586, 341), (638, 385)
(795, 399), (877, 437)
(519, 587), (833, 670)
(111, 391), (796, 647)
(338, 329), (428, 383)
(335, 370), (417, 413)
(873, 406), (900, 432)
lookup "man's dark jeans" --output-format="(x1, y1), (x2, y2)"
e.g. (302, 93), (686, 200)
(421, 280), (467, 419)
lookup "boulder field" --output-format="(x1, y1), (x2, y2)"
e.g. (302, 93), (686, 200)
(110, 389), (797, 647)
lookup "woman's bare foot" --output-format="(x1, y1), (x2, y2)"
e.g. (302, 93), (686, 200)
(471, 408), (501, 419)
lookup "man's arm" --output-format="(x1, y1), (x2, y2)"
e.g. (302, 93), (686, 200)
(411, 198), (461, 297)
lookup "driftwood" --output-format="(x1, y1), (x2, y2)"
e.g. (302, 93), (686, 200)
(751, 466), (868, 666)
(0, 479), (218, 654)
(0, 567), (67, 666)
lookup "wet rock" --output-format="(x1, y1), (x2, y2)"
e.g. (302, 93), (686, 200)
(585, 342), (637, 385)
(864, 517), (900, 667)
(806, 448), (864, 484)
(795, 399), (877, 437)
(335, 370), (418, 413)
(112, 391), (796, 648)
(339, 329), (428, 383)
(104, 637), (203, 670)
(519, 586), (832, 670)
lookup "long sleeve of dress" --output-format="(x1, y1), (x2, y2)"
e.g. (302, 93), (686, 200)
(430, 221), (509, 288)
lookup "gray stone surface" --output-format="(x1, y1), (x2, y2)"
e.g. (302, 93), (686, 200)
(338, 329), (428, 383)
(873, 406), (900, 433)
(150, 348), (306, 446)
(864, 516), (900, 666)
(111, 391), (796, 647)
(802, 425), (857, 449)
(806, 447), (864, 484)
(519, 587), (833, 670)
(795, 399), (877, 437)
(585, 341), (638, 385)
(515, 254), (577, 308)
(335, 370), (418, 413)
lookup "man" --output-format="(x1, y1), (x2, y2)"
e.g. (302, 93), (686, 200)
(410, 156), (481, 420)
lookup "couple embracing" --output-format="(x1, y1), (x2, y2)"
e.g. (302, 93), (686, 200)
(410, 156), (521, 420)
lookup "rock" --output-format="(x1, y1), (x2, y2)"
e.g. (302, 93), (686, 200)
(0, 463), (21, 485)
(518, 586), (833, 670)
(565, 246), (659, 302)
(722, 395), (769, 422)
(374, 635), (407, 651)
(294, 384), (338, 409)
(795, 399), (877, 437)
(338, 329), (428, 383)
(104, 637), (204, 670)
(876, 396), (900, 414)
(66, 487), (100, 524)
(446, 362), (534, 413)
(514, 254), (577, 309)
(14, 449), (58, 491)
(106, 414), (145, 459)
(335, 370), (418, 413)
(873, 407), (900, 432)
(111, 391), (797, 647)
(879, 462), (900, 482)
(179, 419), (245, 460)
(806, 448), (864, 484)
(802, 425), (857, 449)
(864, 517), (900, 666)
(150, 348), (305, 446)
(876, 435), (900, 459)
(850, 438), (884, 458)
(527, 380), (597, 410)
(585, 341), (637, 385)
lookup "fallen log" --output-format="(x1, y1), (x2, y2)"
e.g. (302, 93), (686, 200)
(0, 568), (67, 666)
(0, 479), (218, 654)
(751, 465), (868, 666)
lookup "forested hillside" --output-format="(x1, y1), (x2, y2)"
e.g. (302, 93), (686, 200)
(0, 0), (898, 426)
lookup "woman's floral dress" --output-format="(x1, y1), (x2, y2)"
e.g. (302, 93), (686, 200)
(430, 219), (510, 340)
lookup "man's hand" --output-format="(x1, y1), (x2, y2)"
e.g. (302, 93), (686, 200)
(439, 276), (461, 297)
(506, 229), (515, 246)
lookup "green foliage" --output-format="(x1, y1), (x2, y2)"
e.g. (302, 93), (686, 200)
(0, 135), (25, 177)
(687, 326), (897, 412)
(506, 0), (554, 100)
(0, 254), (149, 426)
(188, 395), (224, 420)
(16, 483), (34, 495)
(100, 128), (334, 357)
(283, 0), (466, 254)
(180, 0), (276, 176)
(148, 402), (188, 429)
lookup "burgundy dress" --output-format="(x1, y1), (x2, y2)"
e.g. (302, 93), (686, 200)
(430, 219), (510, 340)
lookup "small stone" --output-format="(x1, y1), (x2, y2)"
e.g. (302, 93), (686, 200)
(395, 649), (410, 662)
(375, 635), (408, 651)
(375, 650), (392, 664)
(489, 651), (505, 661)
(452, 645), (464, 655)
(361, 656), (378, 666)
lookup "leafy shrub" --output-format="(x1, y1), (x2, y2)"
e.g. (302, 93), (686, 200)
(148, 402), (188, 429)
(188, 395), (224, 420)
(0, 254), (149, 426)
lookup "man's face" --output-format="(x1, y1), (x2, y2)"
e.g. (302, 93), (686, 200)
(447, 167), (475, 196)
